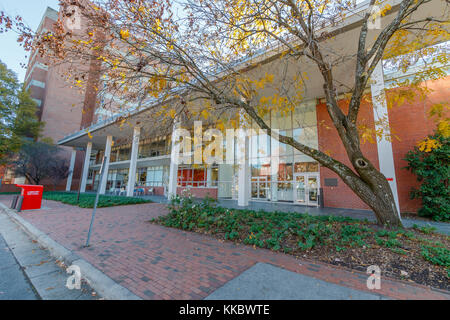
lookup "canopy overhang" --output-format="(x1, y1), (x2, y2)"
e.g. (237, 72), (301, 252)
(57, 0), (449, 150)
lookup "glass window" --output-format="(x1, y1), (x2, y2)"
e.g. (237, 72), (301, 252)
(193, 169), (205, 187)
(136, 167), (147, 185)
(110, 149), (118, 163)
(293, 101), (317, 128)
(139, 140), (167, 159)
(211, 167), (219, 184)
(118, 148), (131, 161)
(293, 100), (318, 154)
(294, 162), (308, 173)
(271, 110), (292, 158)
(142, 166), (164, 187)
(176, 166), (218, 188)
(96, 151), (104, 164)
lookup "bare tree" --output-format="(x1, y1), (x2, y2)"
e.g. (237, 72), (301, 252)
(48, 158), (70, 190)
(12, 141), (69, 186)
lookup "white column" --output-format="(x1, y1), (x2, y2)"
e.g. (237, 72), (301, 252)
(206, 167), (212, 187)
(370, 61), (401, 217)
(127, 127), (141, 197)
(237, 129), (250, 207)
(66, 148), (77, 191)
(99, 135), (113, 195)
(80, 142), (92, 193)
(168, 123), (180, 198)
(270, 130), (280, 202)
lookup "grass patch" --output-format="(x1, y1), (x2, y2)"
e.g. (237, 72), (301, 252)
(43, 191), (151, 208)
(152, 195), (450, 290)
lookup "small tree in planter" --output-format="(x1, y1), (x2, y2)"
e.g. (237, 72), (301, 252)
(404, 133), (449, 222)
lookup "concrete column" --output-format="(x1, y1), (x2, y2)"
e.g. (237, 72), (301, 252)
(99, 135), (113, 195)
(80, 142), (92, 193)
(370, 61), (401, 217)
(168, 122), (180, 198)
(127, 127), (141, 197)
(66, 148), (77, 191)
(206, 167), (212, 187)
(270, 130), (280, 202)
(237, 129), (250, 207)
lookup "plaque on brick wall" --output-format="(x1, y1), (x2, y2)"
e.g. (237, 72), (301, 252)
(324, 178), (338, 187)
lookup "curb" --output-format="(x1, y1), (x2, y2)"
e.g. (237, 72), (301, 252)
(0, 203), (141, 300)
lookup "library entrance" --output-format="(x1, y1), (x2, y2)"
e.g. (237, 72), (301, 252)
(294, 173), (319, 206)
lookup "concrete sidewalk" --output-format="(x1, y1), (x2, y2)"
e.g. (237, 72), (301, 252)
(0, 211), (97, 300)
(0, 234), (38, 300)
(206, 263), (388, 300)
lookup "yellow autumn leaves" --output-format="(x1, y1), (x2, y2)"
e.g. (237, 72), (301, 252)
(120, 29), (130, 40)
(418, 137), (442, 153)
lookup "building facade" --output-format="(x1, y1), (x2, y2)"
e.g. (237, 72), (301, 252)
(55, 0), (448, 215)
(4, 6), (100, 191)
(58, 71), (449, 215)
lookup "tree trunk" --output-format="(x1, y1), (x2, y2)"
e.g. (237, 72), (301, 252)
(348, 166), (403, 228)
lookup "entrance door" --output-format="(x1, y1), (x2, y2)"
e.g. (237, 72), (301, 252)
(294, 173), (319, 206)
(251, 176), (270, 200)
(294, 175), (306, 204)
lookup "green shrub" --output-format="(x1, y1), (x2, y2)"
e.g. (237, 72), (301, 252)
(404, 133), (449, 221)
(155, 194), (373, 253)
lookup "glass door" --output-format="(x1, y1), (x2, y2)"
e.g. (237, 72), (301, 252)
(307, 175), (319, 206)
(294, 175), (306, 204)
(294, 173), (319, 206)
(251, 176), (270, 200)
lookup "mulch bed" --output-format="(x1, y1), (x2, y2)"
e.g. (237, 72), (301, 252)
(303, 229), (449, 290)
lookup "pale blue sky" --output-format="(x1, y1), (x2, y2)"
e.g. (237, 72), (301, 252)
(0, 0), (60, 82)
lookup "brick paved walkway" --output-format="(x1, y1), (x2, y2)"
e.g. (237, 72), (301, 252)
(1, 196), (448, 300)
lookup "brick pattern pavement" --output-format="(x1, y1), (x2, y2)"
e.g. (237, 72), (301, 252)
(1, 196), (448, 300)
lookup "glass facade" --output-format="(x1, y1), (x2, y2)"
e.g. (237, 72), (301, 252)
(91, 166), (167, 192)
(167, 100), (320, 204)
(177, 166), (219, 187)
(88, 100), (319, 205)
(139, 140), (167, 158)
(143, 166), (164, 187)
(248, 100), (320, 203)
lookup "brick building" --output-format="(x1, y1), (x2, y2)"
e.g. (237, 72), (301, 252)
(1, 6), (100, 191)
(56, 0), (448, 216)
(4, 1), (447, 218)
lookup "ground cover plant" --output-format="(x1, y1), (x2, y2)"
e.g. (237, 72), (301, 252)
(43, 192), (151, 208)
(152, 195), (450, 290)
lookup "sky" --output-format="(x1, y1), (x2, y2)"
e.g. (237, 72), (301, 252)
(0, 0), (60, 82)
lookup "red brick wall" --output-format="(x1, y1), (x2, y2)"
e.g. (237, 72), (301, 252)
(153, 187), (165, 196)
(317, 98), (380, 211)
(176, 187), (218, 199)
(388, 76), (450, 213)
(316, 76), (449, 214)
(0, 184), (21, 193)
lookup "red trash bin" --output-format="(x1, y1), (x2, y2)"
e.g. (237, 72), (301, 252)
(16, 184), (44, 210)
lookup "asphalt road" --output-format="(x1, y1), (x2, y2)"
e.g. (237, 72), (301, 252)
(0, 234), (39, 300)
